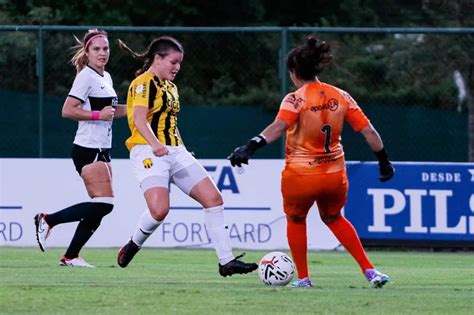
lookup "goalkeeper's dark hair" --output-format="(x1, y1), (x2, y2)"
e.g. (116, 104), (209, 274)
(70, 29), (108, 74)
(286, 34), (334, 81)
(117, 36), (184, 77)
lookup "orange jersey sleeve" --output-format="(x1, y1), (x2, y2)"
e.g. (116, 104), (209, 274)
(341, 91), (370, 131)
(276, 92), (305, 126)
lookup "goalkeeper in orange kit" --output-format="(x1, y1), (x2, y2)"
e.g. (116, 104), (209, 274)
(228, 35), (394, 288)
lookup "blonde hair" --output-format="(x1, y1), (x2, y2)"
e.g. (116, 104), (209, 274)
(70, 29), (108, 73)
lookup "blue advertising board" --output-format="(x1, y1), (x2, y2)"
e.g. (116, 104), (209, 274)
(345, 162), (474, 244)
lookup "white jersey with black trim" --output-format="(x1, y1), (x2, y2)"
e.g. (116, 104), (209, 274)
(68, 65), (118, 149)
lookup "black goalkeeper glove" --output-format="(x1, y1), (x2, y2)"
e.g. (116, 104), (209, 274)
(228, 135), (267, 167)
(374, 148), (395, 182)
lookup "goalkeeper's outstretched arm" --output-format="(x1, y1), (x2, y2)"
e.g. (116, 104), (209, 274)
(227, 119), (288, 167)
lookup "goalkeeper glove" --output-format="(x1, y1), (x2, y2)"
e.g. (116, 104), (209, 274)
(374, 148), (395, 182)
(228, 135), (267, 167)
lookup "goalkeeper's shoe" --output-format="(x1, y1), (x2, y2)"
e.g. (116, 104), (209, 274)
(117, 239), (141, 268)
(365, 269), (390, 288)
(218, 253), (258, 277)
(34, 213), (51, 252)
(289, 277), (314, 288)
(59, 256), (95, 268)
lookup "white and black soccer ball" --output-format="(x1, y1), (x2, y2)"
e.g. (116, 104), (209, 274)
(258, 251), (295, 286)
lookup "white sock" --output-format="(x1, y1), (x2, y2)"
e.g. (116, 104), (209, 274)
(203, 205), (234, 265)
(131, 210), (162, 246)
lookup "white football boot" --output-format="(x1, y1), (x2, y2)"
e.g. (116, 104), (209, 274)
(365, 269), (390, 288)
(59, 256), (95, 268)
(34, 213), (51, 252)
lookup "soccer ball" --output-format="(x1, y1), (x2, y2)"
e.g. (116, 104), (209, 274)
(258, 251), (295, 286)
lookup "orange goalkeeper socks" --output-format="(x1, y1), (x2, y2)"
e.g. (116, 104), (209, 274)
(326, 216), (374, 272)
(286, 218), (309, 279)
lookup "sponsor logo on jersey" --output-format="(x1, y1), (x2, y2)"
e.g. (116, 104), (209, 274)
(310, 98), (339, 112)
(308, 155), (338, 165)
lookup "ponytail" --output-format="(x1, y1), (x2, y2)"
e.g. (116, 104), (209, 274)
(118, 36), (184, 77)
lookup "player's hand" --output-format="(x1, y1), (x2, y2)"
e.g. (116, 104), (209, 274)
(100, 106), (116, 121)
(227, 145), (252, 167)
(151, 143), (169, 157)
(227, 135), (267, 167)
(378, 162), (395, 182)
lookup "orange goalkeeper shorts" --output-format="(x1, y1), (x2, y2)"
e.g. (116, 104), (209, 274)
(281, 166), (348, 218)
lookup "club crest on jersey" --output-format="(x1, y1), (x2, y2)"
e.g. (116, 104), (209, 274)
(143, 158), (153, 169)
(136, 83), (147, 98)
(286, 93), (304, 109)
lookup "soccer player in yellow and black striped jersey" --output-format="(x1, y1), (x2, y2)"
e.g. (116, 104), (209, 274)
(125, 71), (182, 149)
(116, 36), (258, 277)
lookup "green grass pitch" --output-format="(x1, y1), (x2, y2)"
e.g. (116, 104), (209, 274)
(0, 247), (472, 314)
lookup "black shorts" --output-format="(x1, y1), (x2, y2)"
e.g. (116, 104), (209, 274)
(71, 144), (112, 175)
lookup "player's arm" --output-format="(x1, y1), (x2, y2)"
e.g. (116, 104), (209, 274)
(109, 74), (126, 118)
(260, 119), (288, 143)
(228, 90), (299, 167)
(132, 106), (168, 157)
(62, 96), (114, 121)
(359, 123), (383, 152)
(113, 104), (127, 118)
(227, 119), (288, 167)
(345, 90), (394, 182)
(359, 124), (394, 182)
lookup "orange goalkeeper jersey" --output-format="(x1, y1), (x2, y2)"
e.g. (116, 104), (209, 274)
(276, 81), (370, 174)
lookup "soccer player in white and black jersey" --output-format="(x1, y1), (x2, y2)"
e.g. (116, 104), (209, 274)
(34, 29), (126, 267)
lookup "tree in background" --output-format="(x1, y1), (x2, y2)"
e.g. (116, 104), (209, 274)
(1, 0), (473, 160)
(422, 0), (474, 160)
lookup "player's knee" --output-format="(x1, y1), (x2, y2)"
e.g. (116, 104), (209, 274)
(201, 192), (223, 209)
(149, 205), (169, 221)
(321, 213), (341, 225)
(190, 184), (223, 208)
(98, 202), (114, 217)
(90, 197), (114, 219)
(286, 214), (306, 223)
(284, 206), (307, 222)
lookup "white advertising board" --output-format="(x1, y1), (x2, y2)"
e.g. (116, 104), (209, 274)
(0, 158), (340, 250)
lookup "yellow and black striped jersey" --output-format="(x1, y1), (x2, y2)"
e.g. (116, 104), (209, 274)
(125, 71), (183, 151)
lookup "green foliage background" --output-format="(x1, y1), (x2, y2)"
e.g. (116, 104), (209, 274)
(1, 0), (473, 110)
(0, 1), (472, 160)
